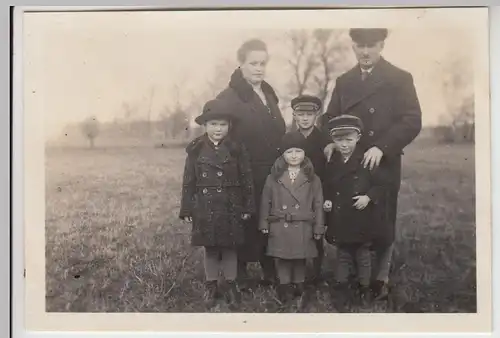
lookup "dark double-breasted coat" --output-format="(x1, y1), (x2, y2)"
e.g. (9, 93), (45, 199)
(321, 58), (422, 244)
(323, 147), (392, 244)
(216, 69), (287, 261)
(179, 134), (255, 248)
(259, 157), (325, 259)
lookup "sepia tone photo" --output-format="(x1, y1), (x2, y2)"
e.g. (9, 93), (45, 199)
(21, 6), (491, 333)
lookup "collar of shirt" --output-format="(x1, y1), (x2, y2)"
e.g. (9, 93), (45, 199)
(360, 66), (374, 74)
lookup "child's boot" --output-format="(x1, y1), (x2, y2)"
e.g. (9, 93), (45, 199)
(293, 282), (305, 298)
(358, 283), (372, 307)
(276, 284), (291, 305)
(330, 281), (351, 313)
(204, 280), (218, 309)
(225, 280), (241, 310)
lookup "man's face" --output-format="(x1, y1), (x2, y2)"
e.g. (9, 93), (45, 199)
(352, 41), (384, 69)
(293, 110), (317, 131)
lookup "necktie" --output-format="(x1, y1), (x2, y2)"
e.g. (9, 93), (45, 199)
(361, 70), (369, 81)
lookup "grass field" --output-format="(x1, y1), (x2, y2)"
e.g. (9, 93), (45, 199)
(45, 140), (476, 313)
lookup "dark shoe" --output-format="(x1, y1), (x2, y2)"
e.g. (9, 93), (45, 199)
(331, 282), (351, 312)
(293, 282), (305, 298)
(276, 284), (291, 305)
(225, 280), (241, 310)
(203, 280), (218, 308)
(358, 284), (372, 306)
(258, 279), (274, 287)
(371, 280), (389, 301)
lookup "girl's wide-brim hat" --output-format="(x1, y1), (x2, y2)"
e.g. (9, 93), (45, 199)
(195, 99), (237, 125)
(279, 131), (306, 154)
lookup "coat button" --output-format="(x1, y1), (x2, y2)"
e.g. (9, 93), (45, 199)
(294, 204), (300, 209)
(368, 131), (374, 136)
(284, 223), (288, 228)
(336, 192), (340, 196)
(369, 107), (375, 113)
(282, 205), (288, 210)
(202, 188), (208, 194)
(216, 187), (222, 192)
(217, 171), (223, 177)
(202, 172), (208, 178)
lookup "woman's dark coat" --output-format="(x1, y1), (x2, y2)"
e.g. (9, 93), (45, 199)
(216, 69), (287, 261)
(323, 147), (394, 244)
(179, 134), (255, 248)
(321, 58), (422, 244)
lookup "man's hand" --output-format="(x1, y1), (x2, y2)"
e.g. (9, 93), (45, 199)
(261, 229), (269, 234)
(362, 146), (383, 170)
(241, 213), (251, 220)
(323, 200), (332, 212)
(324, 143), (335, 162)
(352, 195), (371, 210)
(314, 234), (322, 240)
(183, 216), (193, 223)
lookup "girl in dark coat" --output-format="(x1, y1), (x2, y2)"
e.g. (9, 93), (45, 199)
(259, 132), (325, 304)
(322, 115), (391, 309)
(179, 99), (255, 309)
(216, 39), (287, 287)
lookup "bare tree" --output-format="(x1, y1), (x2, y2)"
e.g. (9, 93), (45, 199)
(146, 86), (156, 137)
(310, 29), (352, 110)
(440, 51), (475, 142)
(80, 116), (100, 148)
(285, 30), (318, 97)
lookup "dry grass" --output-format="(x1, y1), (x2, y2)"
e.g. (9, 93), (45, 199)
(45, 140), (476, 313)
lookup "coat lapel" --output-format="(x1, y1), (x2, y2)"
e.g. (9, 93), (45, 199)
(342, 58), (388, 112)
(330, 148), (364, 181)
(278, 170), (308, 203)
(197, 136), (230, 169)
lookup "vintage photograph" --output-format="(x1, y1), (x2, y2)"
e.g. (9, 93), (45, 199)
(20, 6), (491, 332)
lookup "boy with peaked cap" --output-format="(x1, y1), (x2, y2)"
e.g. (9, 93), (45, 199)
(179, 99), (255, 310)
(321, 27), (422, 300)
(322, 114), (392, 311)
(290, 94), (331, 286)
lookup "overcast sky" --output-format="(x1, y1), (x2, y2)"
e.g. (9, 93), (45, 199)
(22, 9), (479, 139)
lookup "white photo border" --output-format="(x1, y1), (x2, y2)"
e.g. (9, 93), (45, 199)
(10, 2), (498, 338)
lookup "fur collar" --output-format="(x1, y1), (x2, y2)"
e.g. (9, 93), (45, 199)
(269, 155), (315, 182)
(229, 68), (279, 103)
(186, 134), (241, 156)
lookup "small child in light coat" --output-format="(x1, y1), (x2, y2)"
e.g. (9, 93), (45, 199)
(259, 131), (325, 305)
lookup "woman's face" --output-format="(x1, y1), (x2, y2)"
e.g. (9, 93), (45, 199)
(205, 119), (230, 142)
(283, 148), (305, 167)
(240, 50), (268, 85)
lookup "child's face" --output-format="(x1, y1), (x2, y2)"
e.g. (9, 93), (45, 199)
(205, 119), (230, 141)
(293, 110), (317, 131)
(283, 147), (305, 167)
(332, 131), (360, 156)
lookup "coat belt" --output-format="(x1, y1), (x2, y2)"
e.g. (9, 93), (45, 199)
(267, 212), (315, 223)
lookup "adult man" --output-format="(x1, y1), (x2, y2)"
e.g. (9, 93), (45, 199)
(321, 28), (422, 300)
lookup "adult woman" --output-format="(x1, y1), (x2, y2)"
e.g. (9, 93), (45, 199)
(216, 39), (287, 287)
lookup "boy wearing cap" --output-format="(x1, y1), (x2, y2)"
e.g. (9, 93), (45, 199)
(179, 99), (255, 310)
(323, 114), (391, 310)
(321, 28), (422, 300)
(290, 94), (330, 285)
